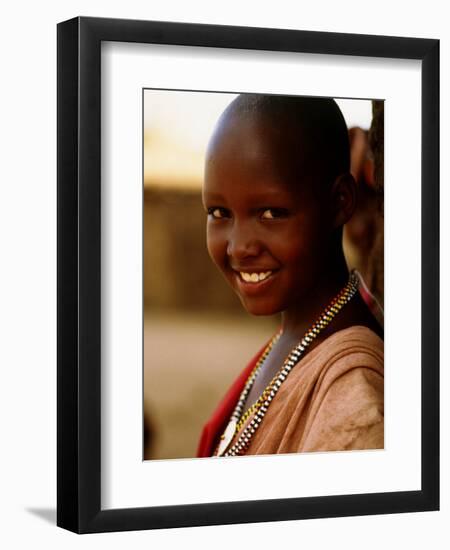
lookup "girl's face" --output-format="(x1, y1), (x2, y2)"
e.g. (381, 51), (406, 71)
(203, 113), (334, 316)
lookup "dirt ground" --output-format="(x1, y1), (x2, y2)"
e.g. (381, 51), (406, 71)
(143, 311), (277, 460)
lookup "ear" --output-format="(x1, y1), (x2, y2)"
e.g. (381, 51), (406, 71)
(330, 172), (357, 228)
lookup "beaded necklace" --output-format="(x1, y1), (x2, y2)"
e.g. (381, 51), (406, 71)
(214, 271), (360, 457)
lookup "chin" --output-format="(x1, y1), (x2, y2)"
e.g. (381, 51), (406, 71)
(239, 297), (282, 317)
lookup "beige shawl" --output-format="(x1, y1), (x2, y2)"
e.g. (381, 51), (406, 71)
(237, 325), (384, 455)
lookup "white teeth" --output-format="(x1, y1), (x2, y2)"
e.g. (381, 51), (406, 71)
(240, 271), (272, 283)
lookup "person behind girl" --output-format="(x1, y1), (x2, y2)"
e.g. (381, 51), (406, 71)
(197, 94), (384, 458)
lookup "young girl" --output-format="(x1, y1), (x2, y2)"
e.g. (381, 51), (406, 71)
(197, 94), (384, 458)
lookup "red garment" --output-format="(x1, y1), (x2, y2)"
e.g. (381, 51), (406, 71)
(196, 343), (268, 458)
(359, 284), (374, 310)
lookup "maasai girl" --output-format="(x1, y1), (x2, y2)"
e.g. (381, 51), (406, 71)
(197, 94), (383, 458)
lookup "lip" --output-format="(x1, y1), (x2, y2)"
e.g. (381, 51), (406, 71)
(232, 268), (279, 296)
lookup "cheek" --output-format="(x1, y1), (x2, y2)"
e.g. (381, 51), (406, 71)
(280, 220), (328, 261)
(273, 234), (323, 278)
(206, 227), (226, 268)
(270, 231), (308, 263)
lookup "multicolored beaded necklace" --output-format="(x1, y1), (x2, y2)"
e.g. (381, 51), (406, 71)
(214, 270), (360, 457)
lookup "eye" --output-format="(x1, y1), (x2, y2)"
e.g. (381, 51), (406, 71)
(261, 208), (289, 220)
(207, 207), (230, 219)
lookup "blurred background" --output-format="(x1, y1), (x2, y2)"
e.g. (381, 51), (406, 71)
(143, 90), (384, 460)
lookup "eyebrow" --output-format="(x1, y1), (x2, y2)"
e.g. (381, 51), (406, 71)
(203, 187), (292, 203)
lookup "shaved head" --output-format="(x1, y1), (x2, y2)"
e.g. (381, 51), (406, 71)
(208, 94), (350, 193)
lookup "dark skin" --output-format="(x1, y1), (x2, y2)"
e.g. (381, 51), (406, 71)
(203, 107), (383, 410)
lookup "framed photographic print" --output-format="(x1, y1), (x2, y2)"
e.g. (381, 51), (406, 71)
(57, 16), (439, 533)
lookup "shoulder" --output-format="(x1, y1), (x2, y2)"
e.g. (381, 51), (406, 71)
(300, 326), (384, 451)
(298, 325), (383, 391)
(314, 325), (384, 414)
(319, 325), (384, 365)
(311, 324), (383, 380)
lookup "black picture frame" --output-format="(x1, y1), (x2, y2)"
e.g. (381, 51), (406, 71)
(57, 16), (439, 533)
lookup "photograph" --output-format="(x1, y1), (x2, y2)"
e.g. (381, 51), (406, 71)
(143, 90), (385, 460)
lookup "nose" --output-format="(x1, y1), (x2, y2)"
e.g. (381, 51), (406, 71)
(226, 220), (260, 260)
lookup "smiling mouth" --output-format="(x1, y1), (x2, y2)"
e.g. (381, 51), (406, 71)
(238, 271), (273, 283)
(232, 269), (278, 298)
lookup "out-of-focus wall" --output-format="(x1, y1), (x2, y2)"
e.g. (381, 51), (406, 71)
(144, 187), (245, 314)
